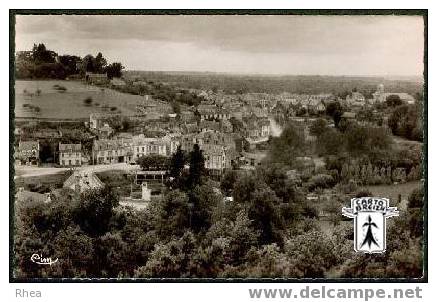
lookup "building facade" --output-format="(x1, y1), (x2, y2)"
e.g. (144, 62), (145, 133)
(132, 135), (168, 160)
(16, 141), (40, 166)
(179, 130), (237, 174)
(85, 72), (108, 85)
(59, 143), (82, 166)
(93, 139), (133, 164)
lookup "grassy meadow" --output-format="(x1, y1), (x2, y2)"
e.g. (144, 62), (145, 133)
(15, 80), (145, 119)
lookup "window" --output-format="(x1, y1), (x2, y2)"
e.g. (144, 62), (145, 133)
(76, 160), (79, 165)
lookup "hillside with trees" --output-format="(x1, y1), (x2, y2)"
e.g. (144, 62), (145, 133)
(15, 43), (124, 80)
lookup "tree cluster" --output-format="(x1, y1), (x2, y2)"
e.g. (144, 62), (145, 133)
(267, 123), (306, 167)
(15, 159), (424, 279)
(15, 43), (124, 80)
(81, 53), (124, 79)
(114, 81), (205, 109)
(388, 104), (423, 142)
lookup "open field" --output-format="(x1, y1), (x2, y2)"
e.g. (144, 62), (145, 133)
(15, 170), (73, 193)
(317, 180), (422, 236)
(360, 180), (422, 208)
(15, 80), (147, 119)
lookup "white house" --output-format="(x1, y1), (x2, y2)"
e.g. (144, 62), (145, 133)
(59, 143), (82, 166)
(132, 135), (168, 160)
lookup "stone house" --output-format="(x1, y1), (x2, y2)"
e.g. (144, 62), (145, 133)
(16, 141), (40, 166)
(85, 72), (108, 85)
(93, 139), (133, 164)
(180, 131), (237, 173)
(197, 104), (230, 121)
(63, 172), (104, 193)
(59, 143), (82, 166)
(132, 135), (168, 160)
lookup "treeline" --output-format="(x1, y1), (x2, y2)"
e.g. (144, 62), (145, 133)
(15, 43), (124, 80)
(125, 71), (423, 97)
(113, 80), (205, 110)
(266, 119), (422, 188)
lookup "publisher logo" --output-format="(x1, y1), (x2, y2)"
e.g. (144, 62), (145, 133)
(342, 197), (399, 253)
(30, 253), (58, 266)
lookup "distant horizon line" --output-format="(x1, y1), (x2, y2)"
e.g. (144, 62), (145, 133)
(125, 69), (424, 80)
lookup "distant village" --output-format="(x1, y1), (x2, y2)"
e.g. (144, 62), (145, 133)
(16, 73), (415, 167)
(15, 68), (419, 206)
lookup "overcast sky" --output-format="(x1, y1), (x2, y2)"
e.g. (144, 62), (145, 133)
(15, 15), (424, 76)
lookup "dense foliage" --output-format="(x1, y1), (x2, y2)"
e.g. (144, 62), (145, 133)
(388, 104), (423, 142)
(15, 43), (124, 80)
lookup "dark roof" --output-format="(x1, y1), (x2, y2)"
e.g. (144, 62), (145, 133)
(94, 139), (125, 151)
(18, 141), (39, 151)
(199, 120), (220, 131)
(59, 143), (81, 152)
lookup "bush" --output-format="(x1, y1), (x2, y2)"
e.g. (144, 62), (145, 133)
(408, 187), (424, 209)
(386, 94), (403, 107)
(388, 105), (422, 142)
(355, 190), (373, 198)
(308, 174), (335, 191)
(83, 97), (93, 106)
(284, 231), (338, 277)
